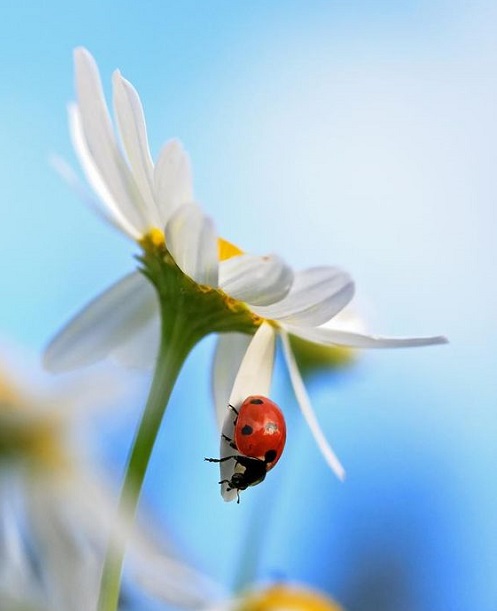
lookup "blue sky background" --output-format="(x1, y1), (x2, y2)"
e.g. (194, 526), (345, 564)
(1, 2), (496, 610)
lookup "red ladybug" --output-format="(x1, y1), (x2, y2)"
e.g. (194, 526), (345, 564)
(234, 395), (286, 468)
(206, 395), (286, 502)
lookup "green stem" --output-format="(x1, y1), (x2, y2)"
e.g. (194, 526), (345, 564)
(97, 313), (197, 611)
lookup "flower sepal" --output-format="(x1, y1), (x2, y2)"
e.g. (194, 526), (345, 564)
(139, 231), (263, 344)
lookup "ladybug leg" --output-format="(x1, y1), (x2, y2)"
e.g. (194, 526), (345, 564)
(221, 434), (237, 450)
(204, 455), (239, 463)
(228, 403), (239, 425)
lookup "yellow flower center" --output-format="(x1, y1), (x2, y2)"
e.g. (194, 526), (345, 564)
(0, 369), (23, 407)
(148, 227), (166, 248)
(141, 229), (244, 262)
(218, 237), (244, 261)
(140, 230), (262, 336)
(0, 370), (68, 470)
(239, 584), (344, 611)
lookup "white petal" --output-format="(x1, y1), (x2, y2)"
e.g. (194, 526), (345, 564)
(285, 324), (449, 349)
(154, 140), (194, 226)
(220, 323), (276, 502)
(131, 532), (223, 608)
(323, 305), (366, 333)
(165, 203), (219, 286)
(73, 48), (150, 234)
(0, 489), (40, 603)
(212, 333), (252, 431)
(112, 314), (160, 369)
(252, 267), (355, 327)
(26, 482), (101, 611)
(112, 70), (160, 226)
(44, 272), (158, 372)
(280, 330), (345, 480)
(219, 254), (294, 306)
(68, 105), (140, 239)
(62, 472), (221, 609)
(227, 323), (276, 410)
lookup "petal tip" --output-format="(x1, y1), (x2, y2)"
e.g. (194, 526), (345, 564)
(112, 68), (123, 83)
(424, 335), (450, 346)
(41, 345), (62, 374)
(112, 68), (133, 93)
(73, 46), (94, 66)
(168, 138), (186, 154)
(221, 487), (239, 503)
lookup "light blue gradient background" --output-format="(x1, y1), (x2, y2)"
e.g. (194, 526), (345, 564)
(1, 2), (496, 610)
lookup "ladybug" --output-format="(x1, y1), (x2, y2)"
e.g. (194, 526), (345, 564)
(205, 395), (286, 502)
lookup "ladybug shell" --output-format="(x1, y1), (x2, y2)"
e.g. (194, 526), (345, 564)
(234, 395), (286, 470)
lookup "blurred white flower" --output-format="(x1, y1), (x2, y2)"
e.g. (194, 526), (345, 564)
(0, 352), (221, 610)
(45, 48), (447, 488)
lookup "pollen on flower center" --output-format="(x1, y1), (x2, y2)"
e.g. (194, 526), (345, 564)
(148, 227), (166, 247)
(0, 407), (66, 469)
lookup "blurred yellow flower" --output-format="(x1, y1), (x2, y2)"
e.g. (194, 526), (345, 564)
(0, 351), (219, 611)
(237, 583), (344, 611)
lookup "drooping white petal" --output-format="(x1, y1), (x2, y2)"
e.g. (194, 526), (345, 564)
(73, 47), (150, 234)
(212, 333), (252, 431)
(165, 203), (219, 287)
(154, 140), (194, 226)
(68, 105), (140, 239)
(219, 254), (294, 306)
(112, 70), (160, 226)
(252, 267), (355, 327)
(43, 272), (158, 372)
(280, 330), (345, 480)
(220, 323), (276, 502)
(285, 324), (449, 349)
(226, 323), (276, 412)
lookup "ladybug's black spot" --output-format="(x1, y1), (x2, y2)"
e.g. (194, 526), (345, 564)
(241, 424), (253, 436)
(250, 398), (264, 404)
(265, 449), (277, 463)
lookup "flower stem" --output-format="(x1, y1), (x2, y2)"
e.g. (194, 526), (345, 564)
(97, 312), (198, 611)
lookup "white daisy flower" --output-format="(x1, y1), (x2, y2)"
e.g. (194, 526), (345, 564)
(0, 353), (221, 610)
(45, 50), (446, 490)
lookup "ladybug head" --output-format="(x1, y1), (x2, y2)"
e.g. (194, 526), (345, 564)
(230, 472), (251, 490)
(228, 455), (269, 491)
